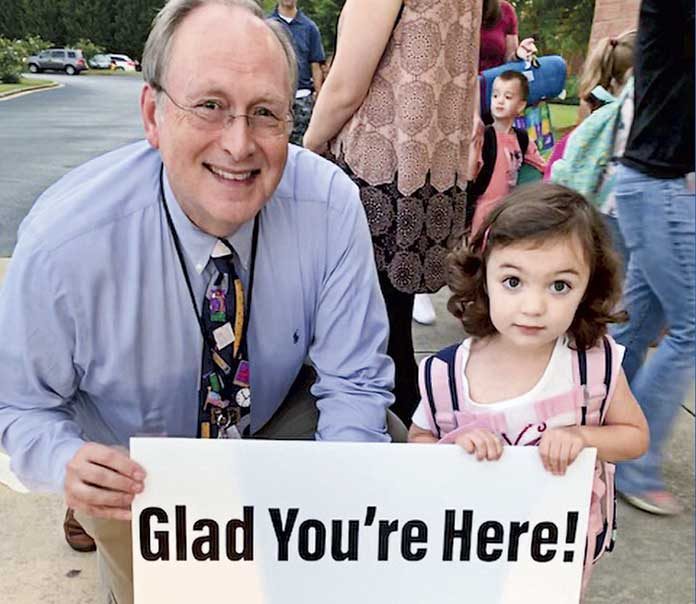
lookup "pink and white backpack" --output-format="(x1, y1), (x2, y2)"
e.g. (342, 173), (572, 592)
(419, 336), (622, 593)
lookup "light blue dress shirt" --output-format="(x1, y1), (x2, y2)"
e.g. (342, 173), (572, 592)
(0, 141), (394, 492)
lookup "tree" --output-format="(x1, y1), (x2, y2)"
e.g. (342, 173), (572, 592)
(511, 0), (595, 75)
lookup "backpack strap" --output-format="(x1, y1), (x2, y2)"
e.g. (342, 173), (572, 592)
(514, 126), (529, 158)
(572, 336), (620, 426)
(418, 344), (462, 437)
(468, 126), (497, 203)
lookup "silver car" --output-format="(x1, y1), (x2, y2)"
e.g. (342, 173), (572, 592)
(26, 48), (88, 76)
(88, 54), (112, 70)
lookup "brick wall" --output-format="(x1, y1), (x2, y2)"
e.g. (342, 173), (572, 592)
(588, 0), (640, 49)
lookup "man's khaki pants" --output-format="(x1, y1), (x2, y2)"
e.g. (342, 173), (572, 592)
(77, 367), (408, 604)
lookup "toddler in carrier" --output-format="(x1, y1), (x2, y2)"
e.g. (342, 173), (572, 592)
(408, 183), (649, 597)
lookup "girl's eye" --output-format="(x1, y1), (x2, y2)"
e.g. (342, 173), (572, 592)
(503, 276), (521, 289)
(550, 280), (571, 294)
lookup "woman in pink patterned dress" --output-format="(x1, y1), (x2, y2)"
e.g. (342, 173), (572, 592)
(304, 0), (482, 424)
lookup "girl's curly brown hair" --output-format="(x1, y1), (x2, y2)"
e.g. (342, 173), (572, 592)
(447, 183), (627, 351)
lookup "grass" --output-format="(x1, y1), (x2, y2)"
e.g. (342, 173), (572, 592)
(0, 77), (54, 95)
(83, 69), (141, 77)
(548, 102), (580, 135)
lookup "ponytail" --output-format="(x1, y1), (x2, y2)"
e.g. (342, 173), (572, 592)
(579, 30), (637, 102)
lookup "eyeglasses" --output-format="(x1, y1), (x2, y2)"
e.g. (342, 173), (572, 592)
(156, 86), (293, 137)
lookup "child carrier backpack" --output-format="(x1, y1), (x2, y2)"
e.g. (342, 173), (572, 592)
(550, 79), (634, 208)
(465, 125), (529, 231)
(419, 336), (620, 593)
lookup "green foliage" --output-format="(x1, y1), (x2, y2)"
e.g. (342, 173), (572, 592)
(564, 74), (579, 101)
(13, 34), (51, 59)
(0, 0), (164, 61)
(70, 37), (103, 61)
(510, 0), (595, 76)
(0, 36), (24, 83)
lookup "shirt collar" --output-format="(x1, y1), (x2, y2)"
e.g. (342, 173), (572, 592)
(271, 6), (304, 22)
(162, 167), (254, 274)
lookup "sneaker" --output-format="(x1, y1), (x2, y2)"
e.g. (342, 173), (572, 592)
(619, 490), (683, 516)
(63, 507), (97, 552)
(413, 294), (436, 325)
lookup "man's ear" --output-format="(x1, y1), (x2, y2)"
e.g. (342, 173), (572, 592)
(141, 84), (160, 149)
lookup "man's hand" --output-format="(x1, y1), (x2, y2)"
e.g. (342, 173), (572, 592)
(455, 428), (503, 461)
(64, 442), (145, 521)
(538, 427), (585, 476)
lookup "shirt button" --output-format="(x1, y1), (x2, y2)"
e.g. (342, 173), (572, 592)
(195, 263), (204, 273)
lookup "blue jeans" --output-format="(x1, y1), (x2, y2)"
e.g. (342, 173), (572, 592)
(611, 164), (695, 495)
(603, 214), (629, 277)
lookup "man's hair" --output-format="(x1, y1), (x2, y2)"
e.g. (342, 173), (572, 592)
(447, 183), (626, 351)
(142, 0), (298, 102)
(496, 70), (530, 102)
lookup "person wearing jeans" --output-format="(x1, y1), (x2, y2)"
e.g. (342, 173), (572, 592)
(610, 0), (694, 516)
(611, 166), (695, 512)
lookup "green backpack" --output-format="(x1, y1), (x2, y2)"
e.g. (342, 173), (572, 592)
(550, 80), (633, 207)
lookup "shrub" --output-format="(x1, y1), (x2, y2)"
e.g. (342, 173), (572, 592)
(71, 38), (104, 62)
(15, 35), (51, 60)
(0, 37), (24, 84)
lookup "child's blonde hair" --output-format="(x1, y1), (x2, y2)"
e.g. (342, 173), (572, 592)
(579, 30), (637, 102)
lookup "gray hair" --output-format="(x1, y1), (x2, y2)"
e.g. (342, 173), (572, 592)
(142, 0), (298, 102)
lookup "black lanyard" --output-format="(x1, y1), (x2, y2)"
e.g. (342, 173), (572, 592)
(159, 164), (260, 359)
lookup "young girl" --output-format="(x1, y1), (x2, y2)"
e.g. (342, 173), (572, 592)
(408, 182), (649, 594)
(578, 30), (637, 120)
(546, 31), (636, 274)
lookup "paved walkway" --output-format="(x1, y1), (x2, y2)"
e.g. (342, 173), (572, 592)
(0, 259), (693, 603)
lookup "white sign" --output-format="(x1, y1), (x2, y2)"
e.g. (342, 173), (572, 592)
(131, 439), (595, 604)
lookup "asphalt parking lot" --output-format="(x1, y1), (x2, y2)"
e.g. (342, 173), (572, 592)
(0, 72), (144, 256)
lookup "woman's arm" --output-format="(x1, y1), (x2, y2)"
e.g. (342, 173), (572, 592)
(504, 33), (520, 62)
(303, 0), (403, 153)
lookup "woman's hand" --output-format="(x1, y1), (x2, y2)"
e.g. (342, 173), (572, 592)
(455, 428), (503, 461)
(515, 37), (537, 61)
(538, 426), (585, 476)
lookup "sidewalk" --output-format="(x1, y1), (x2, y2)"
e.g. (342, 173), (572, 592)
(0, 263), (693, 603)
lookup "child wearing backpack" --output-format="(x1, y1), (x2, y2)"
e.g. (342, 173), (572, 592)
(408, 183), (649, 596)
(547, 31), (636, 271)
(467, 70), (547, 237)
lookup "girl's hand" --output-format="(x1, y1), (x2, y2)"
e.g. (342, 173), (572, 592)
(538, 427), (585, 476)
(455, 429), (503, 461)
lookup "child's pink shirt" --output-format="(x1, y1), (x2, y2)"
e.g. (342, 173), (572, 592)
(470, 128), (547, 235)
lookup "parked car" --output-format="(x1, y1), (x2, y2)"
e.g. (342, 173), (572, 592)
(26, 48), (87, 75)
(109, 54), (137, 72)
(88, 54), (112, 70)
